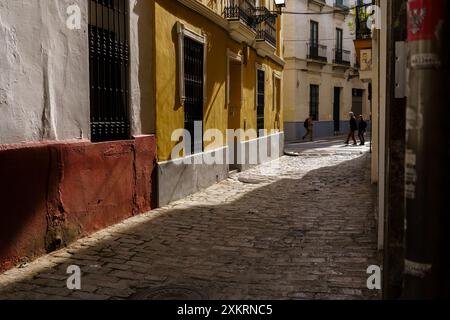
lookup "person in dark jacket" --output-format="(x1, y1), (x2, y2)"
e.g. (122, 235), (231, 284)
(302, 116), (313, 142)
(358, 115), (368, 145)
(345, 112), (358, 145)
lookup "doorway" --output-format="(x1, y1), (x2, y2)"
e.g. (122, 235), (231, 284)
(333, 87), (341, 134)
(352, 89), (364, 117)
(274, 76), (281, 131)
(227, 56), (242, 171)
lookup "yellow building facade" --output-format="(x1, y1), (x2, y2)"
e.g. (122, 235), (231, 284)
(154, 0), (286, 206)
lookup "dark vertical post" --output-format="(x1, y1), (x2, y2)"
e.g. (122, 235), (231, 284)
(403, 0), (447, 299)
(382, 0), (407, 299)
(442, 2), (450, 299)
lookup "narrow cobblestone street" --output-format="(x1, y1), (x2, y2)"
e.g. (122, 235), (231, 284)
(0, 139), (380, 300)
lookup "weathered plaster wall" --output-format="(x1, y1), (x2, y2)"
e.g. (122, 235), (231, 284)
(284, 62), (368, 122)
(0, 1), (159, 272)
(0, 0), (89, 144)
(0, 136), (156, 272)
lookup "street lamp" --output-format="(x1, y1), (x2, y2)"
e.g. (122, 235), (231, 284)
(274, 0), (286, 8)
(274, 0), (286, 16)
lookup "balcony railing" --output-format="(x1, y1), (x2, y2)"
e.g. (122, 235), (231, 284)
(308, 0), (326, 7)
(307, 43), (327, 62)
(256, 7), (277, 47)
(334, 0), (349, 10)
(223, 0), (257, 30)
(333, 48), (351, 66)
(355, 2), (374, 40)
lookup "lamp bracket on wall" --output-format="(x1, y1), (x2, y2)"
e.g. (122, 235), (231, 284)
(254, 9), (279, 24)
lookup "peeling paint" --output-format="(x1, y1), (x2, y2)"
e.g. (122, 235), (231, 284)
(0, 15), (19, 110)
(0, 136), (156, 272)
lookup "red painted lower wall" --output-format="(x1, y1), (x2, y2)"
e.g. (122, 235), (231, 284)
(0, 136), (156, 272)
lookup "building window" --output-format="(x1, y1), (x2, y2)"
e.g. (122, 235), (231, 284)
(310, 85), (319, 121)
(89, 0), (130, 143)
(257, 69), (265, 136)
(309, 20), (319, 56)
(335, 0), (347, 8)
(177, 22), (207, 155)
(336, 27), (343, 57)
(184, 37), (204, 154)
(310, 21), (318, 45)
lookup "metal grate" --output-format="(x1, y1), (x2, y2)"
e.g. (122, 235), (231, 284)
(89, 0), (130, 143)
(307, 43), (328, 62)
(334, 48), (351, 66)
(184, 37), (204, 154)
(257, 70), (265, 137)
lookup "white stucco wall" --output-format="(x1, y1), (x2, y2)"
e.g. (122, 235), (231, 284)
(0, 0), (90, 144)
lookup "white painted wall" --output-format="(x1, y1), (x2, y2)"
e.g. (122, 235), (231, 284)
(0, 0), (156, 145)
(129, 0), (156, 136)
(0, 0), (89, 144)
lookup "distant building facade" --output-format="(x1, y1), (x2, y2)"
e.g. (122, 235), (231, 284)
(283, 0), (370, 141)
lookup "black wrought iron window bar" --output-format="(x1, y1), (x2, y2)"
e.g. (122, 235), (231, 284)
(256, 7), (277, 47)
(257, 70), (265, 137)
(184, 37), (204, 155)
(307, 43), (328, 62)
(355, 1), (374, 40)
(89, 0), (130, 143)
(333, 48), (351, 66)
(223, 0), (257, 31)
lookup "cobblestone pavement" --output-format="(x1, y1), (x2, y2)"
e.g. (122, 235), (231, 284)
(0, 139), (380, 300)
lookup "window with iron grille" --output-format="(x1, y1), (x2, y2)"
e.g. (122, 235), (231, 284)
(310, 85), (319, 121)
(257, 69), (265, 137)
(184, 37), (204, 154)
(89, 0), (130, 143)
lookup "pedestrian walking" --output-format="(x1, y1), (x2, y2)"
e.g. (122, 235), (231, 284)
(358, 115), (367, 145)
(302, 116), (313, 142)
(345, 112), (358, 145)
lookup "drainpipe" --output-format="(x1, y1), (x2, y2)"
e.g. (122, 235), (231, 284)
(404, 0), (446, 299)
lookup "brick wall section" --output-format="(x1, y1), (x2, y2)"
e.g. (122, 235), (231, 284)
(0, 136), (156, 272)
